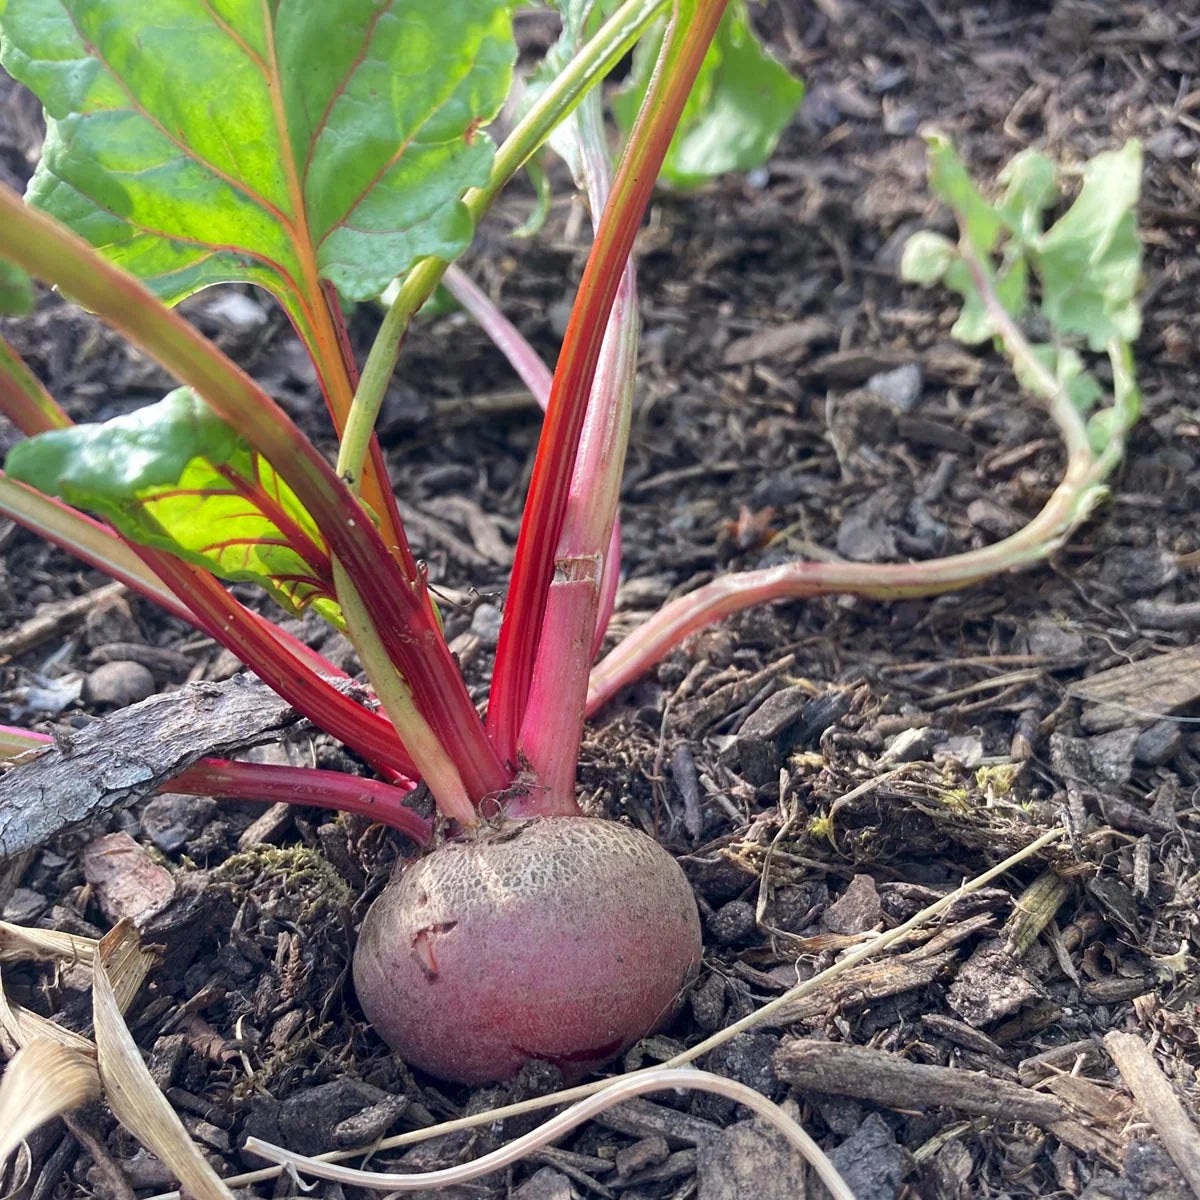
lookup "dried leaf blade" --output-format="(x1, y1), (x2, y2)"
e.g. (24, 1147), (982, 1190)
(92, 936), (233, 1200)
(0, 1038), (101, 1165)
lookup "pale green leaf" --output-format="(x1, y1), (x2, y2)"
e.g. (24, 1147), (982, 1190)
(1035, 140), (1143, 349)
(612, 2), (804, 188)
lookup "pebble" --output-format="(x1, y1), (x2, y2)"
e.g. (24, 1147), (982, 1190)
(828, 1113), (906, 1200)
(823, 874), (883, 935)
(469, 602), (503, 648)
(84, 659), (155, 707)
(866, 362), (923, 412)
(836, 505), (898, 563)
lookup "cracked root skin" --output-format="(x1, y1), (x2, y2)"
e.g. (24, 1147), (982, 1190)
(352, 816), (702, 1085)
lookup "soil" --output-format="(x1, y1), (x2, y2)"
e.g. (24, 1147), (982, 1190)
(2, 2), (1200, 1198)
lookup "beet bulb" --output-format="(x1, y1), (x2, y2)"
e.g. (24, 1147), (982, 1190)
(352, 816), (702, 1085)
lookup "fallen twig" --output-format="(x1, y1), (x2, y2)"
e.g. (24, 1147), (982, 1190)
(1104, 1031), (1200, 1197)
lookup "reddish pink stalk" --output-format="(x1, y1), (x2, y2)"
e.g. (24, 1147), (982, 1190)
(169, 759), (427, 842)
(514, 64), (638, 812)
(130, 546), (417, 778)
(0, 727), (427, 842)
(442, 265), (622, 660)
(488, 0), (730, 763)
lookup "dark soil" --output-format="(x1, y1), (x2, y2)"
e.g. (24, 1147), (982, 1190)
(3, 2), (1200, 1198)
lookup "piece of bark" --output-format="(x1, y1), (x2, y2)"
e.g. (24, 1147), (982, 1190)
(1104, 1031), (1200, 1197)
(1069, 648), (1200, 733)
(774, 1039), (1122, 1160)
(82, 832), (176, 925)
(0, 674), (325, 860)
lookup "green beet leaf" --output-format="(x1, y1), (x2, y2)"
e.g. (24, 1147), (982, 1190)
(0, 0), (514, 312)
(5, 388), (343, 624)
(612, 2), (804, 188)
(0, 259), (34, 315)
(1034, 141), (1142, 350)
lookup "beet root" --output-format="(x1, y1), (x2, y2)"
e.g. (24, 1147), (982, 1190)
(352, 816), (702, 1085)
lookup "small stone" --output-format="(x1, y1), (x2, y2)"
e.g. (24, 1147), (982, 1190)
(513, 1167), (573, 1200)
(880, 726), (937, 765)
(823, 874), (883, 935)
(698, 1119), (809, 1200)
(469, 602), (503, 648)
(828, 1113), (906, 1200)
(1098, 546), (1177, 598)
(967, 497), (1021, 537)
(142, 793), (218, 854)
(866, 362), (922, 412)
(933, 734), (984, 768)
(1134, 719), (1181, 766)
(1088, 728), (1141, 786)
(708, 899), (757, 945)
(84, 660), (155, 707)
(1022, 618), (1086, 658)
(83, 593), (141, 648)
(276, 1079), (399, 1149)
(695, 1032), (783, 1121)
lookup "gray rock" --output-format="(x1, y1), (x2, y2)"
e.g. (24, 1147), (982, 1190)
(948, 940), (1042, 1025)
(866, 362), (922, 412)
(470, 602), (503, 648)
(513, 1168), (573, 1200)
(698, 1119), (809, 1200)
(823, 874), (883, 935)
(880, 725), (937, 764)
(84, 659), (155, 707)
(2, 886), (47, 923)
(84, 593), (141, 648)
(836, 505), (897, 563)
(1088, 727), (1141, 786)
(1022, 617), (1086, 658)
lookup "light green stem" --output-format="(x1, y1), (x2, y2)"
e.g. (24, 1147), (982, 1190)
(336, 0), (669, 491)
(330, 559), (474, 823)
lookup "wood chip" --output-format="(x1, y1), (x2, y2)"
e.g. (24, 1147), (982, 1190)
(774, 1039), (1122, 1160)
(83, 832), (176, 925)
(722, 317), (835, 366)
(1068, 647), (1200, 733)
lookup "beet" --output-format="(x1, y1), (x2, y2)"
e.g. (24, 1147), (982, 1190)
(352, 816), (702, 1084)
